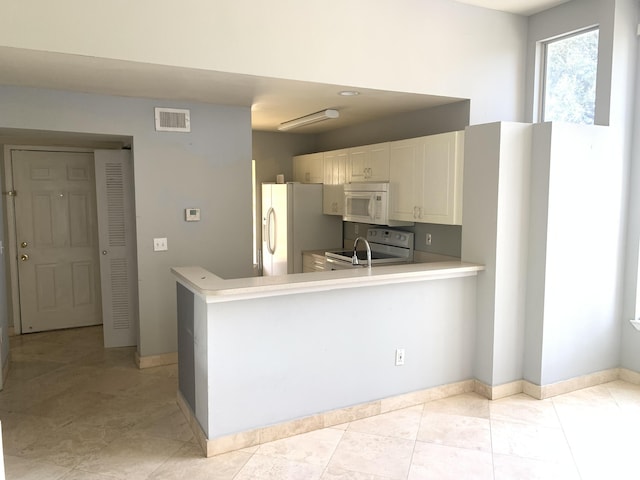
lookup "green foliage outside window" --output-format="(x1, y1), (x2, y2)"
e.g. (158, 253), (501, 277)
(543, 28), (599, 125)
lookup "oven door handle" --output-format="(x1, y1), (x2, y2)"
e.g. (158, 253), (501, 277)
(266, 207), (276, 255)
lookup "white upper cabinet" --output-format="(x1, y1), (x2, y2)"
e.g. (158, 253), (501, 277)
(347, 142), (390, 182)
(323, 149), (348, 185)
(293, 152), (323, 183)
(322, 149), (348, 215)
(389, 131), (464, 225)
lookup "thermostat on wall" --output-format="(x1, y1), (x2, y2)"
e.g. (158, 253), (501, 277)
(185, 208), (201, 222)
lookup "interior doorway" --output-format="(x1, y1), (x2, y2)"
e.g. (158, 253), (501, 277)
(1, 137), (137, 350)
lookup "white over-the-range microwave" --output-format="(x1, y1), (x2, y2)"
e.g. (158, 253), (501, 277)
(343, 182), (413, 227)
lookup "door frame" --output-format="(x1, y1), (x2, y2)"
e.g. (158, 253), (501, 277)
(3, 145), (101, 335)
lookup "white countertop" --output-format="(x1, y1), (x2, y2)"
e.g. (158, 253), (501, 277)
(172, 261), (484, 303)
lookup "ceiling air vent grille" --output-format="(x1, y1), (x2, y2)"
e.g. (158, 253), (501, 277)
(154, 107), (191, 132)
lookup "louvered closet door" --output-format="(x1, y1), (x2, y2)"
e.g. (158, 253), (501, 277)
(95, 150), (138, 348)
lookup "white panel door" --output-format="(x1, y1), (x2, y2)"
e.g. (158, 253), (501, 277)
(13, 150), (102, 332)
(94, 150), (138, 348)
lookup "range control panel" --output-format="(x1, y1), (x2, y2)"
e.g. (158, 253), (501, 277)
(366, 228), (413, 249)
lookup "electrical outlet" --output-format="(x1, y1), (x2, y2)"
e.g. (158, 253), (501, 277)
(395, 348), (405, 366)
(153, 237), (168, 252)
(426, 234), (432, 246)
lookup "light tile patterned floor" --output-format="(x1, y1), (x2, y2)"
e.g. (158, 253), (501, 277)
(1, 326), (640, 479)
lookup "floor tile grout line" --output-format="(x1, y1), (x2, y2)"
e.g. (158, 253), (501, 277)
(405, 401), (426, 480)
(550, 396), (584, 480)
(316, 426), (347, 480)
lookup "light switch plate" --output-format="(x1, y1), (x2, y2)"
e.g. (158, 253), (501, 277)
(153, 237), (168, 251)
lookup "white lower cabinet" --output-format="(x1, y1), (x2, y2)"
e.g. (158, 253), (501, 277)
(302, 252), (327, 272)
(389, 131), (464, 225)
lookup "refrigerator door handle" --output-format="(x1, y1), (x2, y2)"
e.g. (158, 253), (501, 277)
(266, 207), (276, 254)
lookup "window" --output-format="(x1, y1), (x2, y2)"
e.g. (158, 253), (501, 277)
(541, 28), (599, 124)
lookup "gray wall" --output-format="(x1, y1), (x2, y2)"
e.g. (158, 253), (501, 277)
(622, 0), (640, 371)
(252, 131), (318, 186)
(0, 146), (8, 375)
(200, 276), (477, 438)
(0, 86), (253, 357)
(526, 0), (640, 379)
(316, 101), (470, 152)
(526, 123), (622, 385)
(462, 122), (532, 387)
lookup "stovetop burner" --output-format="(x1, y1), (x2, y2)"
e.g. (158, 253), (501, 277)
(325, 228), (414, 266)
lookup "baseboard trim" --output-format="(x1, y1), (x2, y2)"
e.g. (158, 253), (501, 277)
(182, 379), (475, 457)
(523, 368), (620, 400)
(474, 380), (523, 400)
(181, 367), (640, 458)
(474, 368), (628, 400)
(619, 368), (640, 385)
(135, 351), (178, 369)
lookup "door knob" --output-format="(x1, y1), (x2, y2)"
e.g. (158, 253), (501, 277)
(20, 241), (28, 248)
(20, 254), (29, 261)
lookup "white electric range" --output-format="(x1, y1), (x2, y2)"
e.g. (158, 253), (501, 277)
(325, 227), (414, 269)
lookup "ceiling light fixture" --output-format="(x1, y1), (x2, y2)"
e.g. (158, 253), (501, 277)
(278, 109), (339, 132)
(339, 90), (360, 96)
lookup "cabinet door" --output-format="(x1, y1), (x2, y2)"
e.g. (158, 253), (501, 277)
(322, 184), (344, 216)
(418, 131), (464, 225)
(347, 142), (390, 182)
(367, 142), (390, 182)
(347, 146), (367, 182)
(323, 149), (348, 185)
(293, 153), (323, 183)
(389, 138), (422, 222)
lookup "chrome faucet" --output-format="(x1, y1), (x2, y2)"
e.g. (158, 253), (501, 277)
(352, 236), (372, 268)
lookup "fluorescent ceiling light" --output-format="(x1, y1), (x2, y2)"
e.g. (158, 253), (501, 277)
(278, 109), (339, 132)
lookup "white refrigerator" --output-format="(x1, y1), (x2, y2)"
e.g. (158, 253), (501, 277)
(262, 183), (342, 276)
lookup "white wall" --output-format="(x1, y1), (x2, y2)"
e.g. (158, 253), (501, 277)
(0, 0), (527, 125)
(0, 86), (253, 357)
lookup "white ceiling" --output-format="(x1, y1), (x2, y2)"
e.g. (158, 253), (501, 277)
(0, 0), (570, 138)
(454, 0), (571, 16)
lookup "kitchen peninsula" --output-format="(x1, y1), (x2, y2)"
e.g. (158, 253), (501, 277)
(172, 261), (483, 457)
